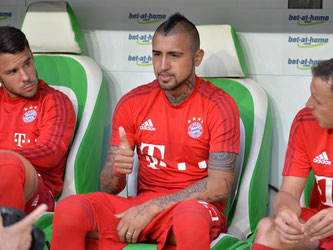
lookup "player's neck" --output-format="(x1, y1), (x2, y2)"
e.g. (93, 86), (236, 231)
(165, 79), (195, 106)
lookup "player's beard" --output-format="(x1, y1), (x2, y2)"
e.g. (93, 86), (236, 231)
(157, 68), (194, 92)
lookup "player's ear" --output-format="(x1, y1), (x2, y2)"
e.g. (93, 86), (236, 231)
(27, 47), (35, 62)
(194, 49), (204, 67)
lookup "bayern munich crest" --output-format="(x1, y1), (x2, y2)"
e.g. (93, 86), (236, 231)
(22, 106), (38, 123)
(187, 117), (204, 139)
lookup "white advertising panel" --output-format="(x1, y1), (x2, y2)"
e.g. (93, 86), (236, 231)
(0, 5), (25, 27)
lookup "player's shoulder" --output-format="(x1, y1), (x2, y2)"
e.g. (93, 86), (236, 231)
(120, 80), (160, 102)
(290, 107), (318, 135)
(196, 77), (237, 107)
(197, 77), (232, 97)
(39, 80), (65, 95)
(38, 79), (73, 105)
(294, 107), (316, 124)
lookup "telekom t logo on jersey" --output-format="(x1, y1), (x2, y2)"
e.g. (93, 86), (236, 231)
(13, 133), (36, 147)
(140, 142), (208, 171)
(14, 133), (26, 147)
(316, 175), (333, 206)
(140, 142), (166, 169)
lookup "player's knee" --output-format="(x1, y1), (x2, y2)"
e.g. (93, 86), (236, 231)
(173, 200), (211, 226)
(54, 194), (95, 228)
(0, 155), (25, 179)
(55, 194), (92, 215)
(256, 217), (276, 238)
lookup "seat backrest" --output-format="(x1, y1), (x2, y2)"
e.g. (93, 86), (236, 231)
(196, 25), (273, 240)
(21, 1), (107, 200)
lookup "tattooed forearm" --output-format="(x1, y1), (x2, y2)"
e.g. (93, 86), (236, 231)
(100, 146), (126, 194)
(143, 175), (231, 212)
(208, 152), (236, 172)
(133, 161), (234, 215)
(151, 179), (208, 207)
(165, 79), (195, 106)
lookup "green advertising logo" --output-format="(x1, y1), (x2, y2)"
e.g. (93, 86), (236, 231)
(0, 12), (12, 21)
(288, 36), (329, 48)
(288, 58), (319, 70)
(289, 14), (329, 26)
(128, 34), (153, 45)
(128, 55), (153, 66)
(129, 13), (166, 24)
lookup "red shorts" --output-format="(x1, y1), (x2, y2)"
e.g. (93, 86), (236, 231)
(300, 207), (333, 250)
(25, 173), (54, 214)
(86, 192), (226, 249)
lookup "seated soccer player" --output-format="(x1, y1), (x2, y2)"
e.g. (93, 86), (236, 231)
(0, 26), (76, 214)
(51, 13), (240, 250)
(253, 58), (333, 250)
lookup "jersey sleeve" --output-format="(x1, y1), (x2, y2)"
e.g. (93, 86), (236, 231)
(109, 92), (136, 147)
(208, 92), (240, 154)
(283, 110), (311, 177)
(15, 90), (76, 169)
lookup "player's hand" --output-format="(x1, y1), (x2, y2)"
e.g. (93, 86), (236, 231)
(115, 202), (162, 244)
(304, 207), (333, 241)
(114, 126), (134, 175)
(274, 206), (304, 244)
(0, 204), (47, 250)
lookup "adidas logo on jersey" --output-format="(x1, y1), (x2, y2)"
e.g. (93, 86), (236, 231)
(313, 151), (331, 165)
(140, 119), (156, 131)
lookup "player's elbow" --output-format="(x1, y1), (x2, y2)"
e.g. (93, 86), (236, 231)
(208, 173), (234, 202)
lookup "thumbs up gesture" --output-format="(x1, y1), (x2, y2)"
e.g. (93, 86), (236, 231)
(114, 126), (134, 175)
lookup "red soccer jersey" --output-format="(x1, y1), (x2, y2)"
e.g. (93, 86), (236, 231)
(283, 107), (333, 210)
(110, 76), (240, 213)
(0, 79), (76, 197)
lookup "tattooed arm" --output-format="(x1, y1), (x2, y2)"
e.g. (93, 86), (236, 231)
(148, 151), (236, 209)
(100, 146), (126, 194)
(100, 127), (135, 194)
(115, 151), (236, 243)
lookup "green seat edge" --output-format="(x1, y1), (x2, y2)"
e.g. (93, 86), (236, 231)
(75, 78), (107, 194)
(34, 55), (88, 130)
(34, 213), (54, 250)
(213, 228), (256, 250)
(211, 235), (241, 250)
(123, 243), (157, 250)
(248, 104), (273, 233)
(304, 170), (315, 207)
(206, 78), (255, 224)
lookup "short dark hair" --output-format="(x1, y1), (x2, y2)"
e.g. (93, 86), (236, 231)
(312, 58), (333, 91)
(0, 26), (30, 54)
(155, 12), (200, 51)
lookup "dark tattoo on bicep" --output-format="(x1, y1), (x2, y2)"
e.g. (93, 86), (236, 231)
(208, 152), (236, 172)
(100, 146), (126, 194)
